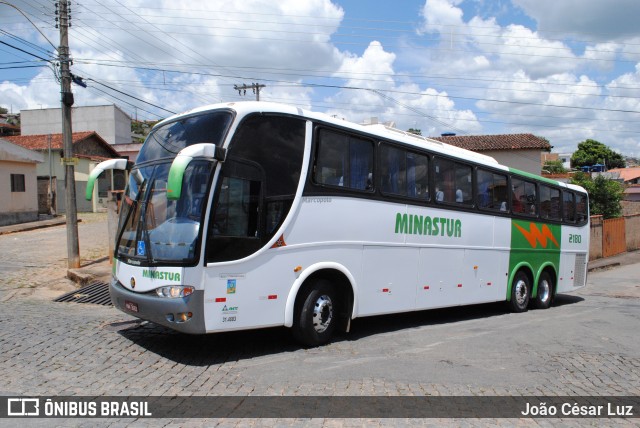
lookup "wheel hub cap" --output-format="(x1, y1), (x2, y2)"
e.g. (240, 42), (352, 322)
(538, 280), (550, 302)
(312, 294), (333, 333)
(515, 279), (528, 305)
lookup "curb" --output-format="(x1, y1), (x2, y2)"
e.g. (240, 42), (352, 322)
(67, 256), (112, 287)
(0, 218), (66, 235)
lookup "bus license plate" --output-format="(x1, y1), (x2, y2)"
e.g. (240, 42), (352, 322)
(124, 300), (139, 313)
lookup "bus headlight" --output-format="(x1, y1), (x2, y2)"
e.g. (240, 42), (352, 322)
(155, 285), (195, 298)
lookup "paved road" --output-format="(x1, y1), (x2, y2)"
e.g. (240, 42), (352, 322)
(0, 215), (638, 426)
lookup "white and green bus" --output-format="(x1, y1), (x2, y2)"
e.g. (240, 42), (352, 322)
(87, 101), (589, 346)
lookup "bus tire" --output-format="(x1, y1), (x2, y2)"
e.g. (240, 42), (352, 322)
(531, 271), (553, 310)
(509, 270), (530, 313)
(292, 280), (338, 347)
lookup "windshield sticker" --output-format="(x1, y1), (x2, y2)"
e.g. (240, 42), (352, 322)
(136, 241), (146, 256)
(226, 279), (236, 294)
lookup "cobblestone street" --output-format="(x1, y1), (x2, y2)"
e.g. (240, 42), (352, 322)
(0, 214), (639, 426)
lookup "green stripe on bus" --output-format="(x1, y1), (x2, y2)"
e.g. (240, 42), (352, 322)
(507, 219), (561, 299)
(508, 167), (561, 186)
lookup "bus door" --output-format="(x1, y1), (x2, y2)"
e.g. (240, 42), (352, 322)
(203, 158), (266, 331)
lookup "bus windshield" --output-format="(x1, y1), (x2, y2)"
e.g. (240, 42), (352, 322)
(136, 110), (233, 163)
(116, 110), (233, 264)
(117, 161), (213, 264)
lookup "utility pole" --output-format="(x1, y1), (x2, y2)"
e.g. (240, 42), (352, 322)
(58, 0), (80, 268)
(234, 83), (265, 101)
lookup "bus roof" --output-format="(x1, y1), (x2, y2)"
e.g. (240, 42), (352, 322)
(163, 101), (503, 169)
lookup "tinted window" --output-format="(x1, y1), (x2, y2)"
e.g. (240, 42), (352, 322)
(477, 169), (508, 211)
(563, 191), (576, 223)
(434, 157), (472, 205)
(380, 144), (429, 199)
(540, 185), (561, 220)
(207, 115), (306, 263)
(137, 111), (233, 163)
(512, 177), (537, 216)
(314, 129), (374, 191)
(228, 114), (306, 198)
(576, 193), (588, 223)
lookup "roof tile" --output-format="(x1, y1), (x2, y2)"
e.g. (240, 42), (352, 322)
(432, 133), (551, 152)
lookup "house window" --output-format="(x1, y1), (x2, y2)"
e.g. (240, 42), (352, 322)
(10, 174), (25, 192)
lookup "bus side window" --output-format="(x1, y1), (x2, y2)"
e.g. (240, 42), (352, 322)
(563, 191), (576, 223)
(315, 129), (373, 191)
(380, 144), (429, 199)
(477, 168), (508, 211)
(576, 193), (588, 222)
(512, 177), (537, 216)
(540, 185), (561, 220)
(435, 157), (472, 205)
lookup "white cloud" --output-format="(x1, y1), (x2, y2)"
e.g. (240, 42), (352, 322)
(326, 41), (482, 136)
(1, 0), (346, 119)
(512, 0), (640, 41)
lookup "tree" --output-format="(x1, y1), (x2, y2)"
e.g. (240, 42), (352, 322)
(406, 128), (422, 136)
(0, 106), (7, 114)
(571, 172), (624, 218)
(571, 139), (625, 169)
(542, 160), (566, 174)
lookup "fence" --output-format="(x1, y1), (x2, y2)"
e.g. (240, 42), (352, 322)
(589, 214), (640, 261)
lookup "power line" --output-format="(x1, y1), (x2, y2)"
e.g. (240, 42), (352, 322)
(86, 78), (177, 114)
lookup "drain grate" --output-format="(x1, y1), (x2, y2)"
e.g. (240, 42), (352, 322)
(54, 281), (112, 306)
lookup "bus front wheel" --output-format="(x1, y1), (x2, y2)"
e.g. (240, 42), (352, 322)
(531, 271), (553, 310)
(292, 280), (338, 347)
(509, 270), (530, 313)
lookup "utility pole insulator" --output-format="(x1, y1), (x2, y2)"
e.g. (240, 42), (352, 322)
(234, 83), (266, 101)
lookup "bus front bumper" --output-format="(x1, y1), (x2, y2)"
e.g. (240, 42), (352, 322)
(109, 279), (206, 334)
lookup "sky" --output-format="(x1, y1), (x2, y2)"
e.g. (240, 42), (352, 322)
(2, 0), (640, 157)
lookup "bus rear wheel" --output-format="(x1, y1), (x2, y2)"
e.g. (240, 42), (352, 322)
(292, 280), (338, 347)
(508, 270), (530, 313)
(531, 271), (553, 309)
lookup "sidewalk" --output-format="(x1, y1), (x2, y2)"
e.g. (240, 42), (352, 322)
(587, 249), (640, 272)
(0, 215), (113, 286)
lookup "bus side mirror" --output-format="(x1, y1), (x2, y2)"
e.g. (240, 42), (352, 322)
(167, 144), (226, 200)
(85, 158), (129, 200)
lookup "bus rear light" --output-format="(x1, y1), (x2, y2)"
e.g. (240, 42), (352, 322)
(215, 297), (226, 302)
(268, 295), (278, 300)
(156, 285), (195, 298)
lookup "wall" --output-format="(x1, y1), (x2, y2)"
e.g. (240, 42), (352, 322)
(589, 215), (603, 260)
(21, 105), (132, 146)
(625, 215), (640, 252)
(485, 149), (543, 175)
(622, 200), (640, 216)
(0, 160), (39, 225)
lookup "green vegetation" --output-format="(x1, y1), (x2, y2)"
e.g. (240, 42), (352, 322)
(571, 172), (624, 219)
(571, 139), (625, 169)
